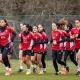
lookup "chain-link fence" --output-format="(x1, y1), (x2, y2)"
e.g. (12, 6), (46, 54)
(0, 15), (80, 59)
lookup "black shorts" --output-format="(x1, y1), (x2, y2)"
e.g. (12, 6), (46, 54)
(8, 50), (13, 55)
(0, 44), (10, 54)
(75, 48), (79, 53)
(42, 52), (47, 55)
(23, 50), (34, 57)
(34, 52), (42, 54)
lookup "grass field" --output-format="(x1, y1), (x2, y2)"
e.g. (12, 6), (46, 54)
(0, 60), (80, 80)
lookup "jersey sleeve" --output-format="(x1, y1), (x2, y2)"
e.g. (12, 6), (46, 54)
(8, 27), (14, 33)
(43, 32), (48, 39)
(39, 33), (43, 40)
(30, 32), (35, 40)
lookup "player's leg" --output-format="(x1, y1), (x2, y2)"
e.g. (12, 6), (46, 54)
(36, 52), (44, 74)
(57, 51), (69, 75)
(2, 44), (12, 76)
(52, 50), (59, 75)
(23, 50), (31, 75)
(31, 53), (38, 73)
(0, 54), (3, 63)
(69, 50), (78, 66)
(0, 45), (4, 63)
(64, 50), (69, 66)
(17, 50), (23, 72)
(60, 51), (66, 73)
(76, 49), (80, 76)
(31, 53), (38, 65)
(41, 52), (47, 73)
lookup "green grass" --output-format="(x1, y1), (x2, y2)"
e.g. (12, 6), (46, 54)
(0, 60), (80, 80)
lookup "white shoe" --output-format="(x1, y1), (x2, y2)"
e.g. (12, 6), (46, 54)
(5, 70), (10, 76)
(38, 71), (44, 74)
(26, 70), (31, 75)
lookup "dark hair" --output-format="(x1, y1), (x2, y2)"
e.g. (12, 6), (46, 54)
(38, 24), (45, 32)
(75, 19), (80, 22)
(67, 23), (73, 30)
(1, 19), (9, 26)
(29, 25), (32, 31)
(56, 22), (65, 30)
(23, 23), (30, 31)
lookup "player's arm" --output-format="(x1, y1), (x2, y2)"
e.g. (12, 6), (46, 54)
(57, 36), (65, 44)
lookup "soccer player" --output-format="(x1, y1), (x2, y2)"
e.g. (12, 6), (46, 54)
(20, 24), (34, 75)
(49, 23), (68, 75)
(8, 27), (16, 66)
(17, 23), (24, 72)
(0, 19), (16, 75)
(64, 23), (78, 74)
(72, 19), (80, 76)
(38, 24), (48, 73)
(31, 26), (44, 74)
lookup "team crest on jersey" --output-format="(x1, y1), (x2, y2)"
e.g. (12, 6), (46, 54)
(36, 37), (38, 39)
(6, 30), (8, 32)
(27, 36), (30, 38)
(56, 34), (58, 36)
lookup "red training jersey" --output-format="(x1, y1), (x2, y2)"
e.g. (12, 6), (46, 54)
(0, 26), (14, 46)
(51, 30), (64, 50)
(71, 27), (80, 49)
(41, 32), (48, 52)
(33, 33), (43, 53)
(21, 32), (34, 51)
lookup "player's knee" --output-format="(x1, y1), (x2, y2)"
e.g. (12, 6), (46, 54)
(2, 55), (6, 60)
(37, 59), (41, 63)
(78, 57), (80, 61)
(19, 57), (22, 60)
(31, 59), (35, 63)
(57, 59), (61, 64)
(0, 58), (2, 61)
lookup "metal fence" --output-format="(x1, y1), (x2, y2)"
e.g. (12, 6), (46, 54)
(0, 15), (80, 59)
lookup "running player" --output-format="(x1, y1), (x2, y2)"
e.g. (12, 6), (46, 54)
(20, 24), (34, 75)
(17, 23), (24, 72)
(71, 19), (80, 76)
(0, 19), (16, 75)
(49, 23), (68, 75)
(64, 23), (78, 74)
(38, 24), (48, 73)
(31, 26), (44, 74)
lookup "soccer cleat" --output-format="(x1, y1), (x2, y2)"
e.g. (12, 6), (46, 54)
(17, 69), (23, 72)
(75, 71), (80, 75)
(66, 66), (69, 72)
(61, 70), (68, 75)
(26, 70), (31, 75)
(38, 71), (44, 74)
(43, 71), (46, 73)
(54, 72), (60, 75)
(33, 67), (37, 73)
(5, 70), (10, 76)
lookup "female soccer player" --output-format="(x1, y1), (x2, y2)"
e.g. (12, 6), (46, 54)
(64, 23), (78, 73)
(31, 26), (44, 74)
(38, 24), (48, 73)
(71, 19), (80, 76)
(49, 23), (68, 75)
(0, 19), (16, 75)
(20, 24), (35, 75)
(17, 23), (24, 72)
